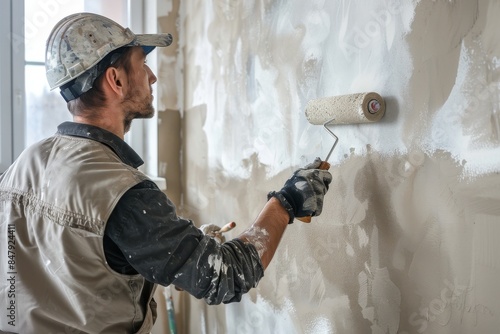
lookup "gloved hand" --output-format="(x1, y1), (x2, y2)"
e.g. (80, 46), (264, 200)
(268, 157), (332, 223)
(199, 224), (226, 243)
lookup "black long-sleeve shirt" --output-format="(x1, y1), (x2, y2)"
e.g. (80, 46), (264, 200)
(57, 122), (264, 304)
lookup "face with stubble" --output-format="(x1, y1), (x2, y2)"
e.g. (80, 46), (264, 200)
(121, 47), (158, 132)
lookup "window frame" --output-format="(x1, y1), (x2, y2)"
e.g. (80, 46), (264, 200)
(0, 0), (22, 173)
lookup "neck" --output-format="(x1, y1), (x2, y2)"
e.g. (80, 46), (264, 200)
(73, 113), (127, 139)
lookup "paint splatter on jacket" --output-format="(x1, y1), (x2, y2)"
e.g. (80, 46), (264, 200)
(0, 121), (263, 333)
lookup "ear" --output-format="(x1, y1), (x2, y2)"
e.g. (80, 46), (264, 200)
(103, 67), (126, 98)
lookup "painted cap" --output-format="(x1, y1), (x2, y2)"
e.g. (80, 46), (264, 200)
(45, 12), (172, 101)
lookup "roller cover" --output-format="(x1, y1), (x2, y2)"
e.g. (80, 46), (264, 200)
(305, 92), (385, 125)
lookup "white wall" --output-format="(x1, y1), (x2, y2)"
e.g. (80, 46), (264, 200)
(158, 1), (500, 333)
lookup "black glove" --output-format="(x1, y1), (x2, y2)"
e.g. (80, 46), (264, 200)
(268, 157), (332, 224)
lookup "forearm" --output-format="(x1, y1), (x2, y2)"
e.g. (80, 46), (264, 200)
(237, 197), (289, 269)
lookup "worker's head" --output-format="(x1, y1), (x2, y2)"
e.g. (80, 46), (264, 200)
(45, 13), (172, 119)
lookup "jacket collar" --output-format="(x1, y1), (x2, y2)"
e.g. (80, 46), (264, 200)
(56, 121), (144, 169)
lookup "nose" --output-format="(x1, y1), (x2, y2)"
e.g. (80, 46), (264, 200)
(146, 65), (157, 85)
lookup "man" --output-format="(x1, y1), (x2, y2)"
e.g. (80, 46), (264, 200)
(0, 13), (331, 333)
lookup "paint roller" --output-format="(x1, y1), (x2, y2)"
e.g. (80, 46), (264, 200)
(296, 92), (386, 223)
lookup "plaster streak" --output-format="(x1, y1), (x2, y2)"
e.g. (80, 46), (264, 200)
(245, 226), (269, 258)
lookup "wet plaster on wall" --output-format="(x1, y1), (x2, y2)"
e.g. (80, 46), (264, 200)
(156, 0), (500, 333)
(157, 0), (182, 111)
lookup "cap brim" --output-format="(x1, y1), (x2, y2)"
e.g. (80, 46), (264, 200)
(130, 33), (173, 49)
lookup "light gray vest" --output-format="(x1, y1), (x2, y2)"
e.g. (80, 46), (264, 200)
(0, 134), (157, 333)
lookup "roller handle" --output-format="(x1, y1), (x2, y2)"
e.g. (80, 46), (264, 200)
(296, 160), (331, 223)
